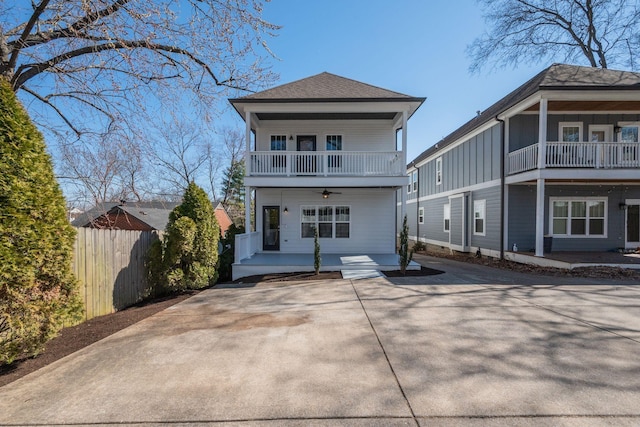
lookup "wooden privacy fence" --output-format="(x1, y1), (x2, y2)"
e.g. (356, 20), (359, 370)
(73, 228), (161, 320)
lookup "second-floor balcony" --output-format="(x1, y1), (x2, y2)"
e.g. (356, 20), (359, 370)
(508, 142), (640, 175)
(247, 151), (404, 177)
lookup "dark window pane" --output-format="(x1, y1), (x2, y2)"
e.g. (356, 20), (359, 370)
(475, 219), (484, 234)
(301, 223), (315, 238)
(336, 223), (349, 238)
(319, 223), (332, 238)
(589, 219), (604, 235)
(571, 219), (586, 235)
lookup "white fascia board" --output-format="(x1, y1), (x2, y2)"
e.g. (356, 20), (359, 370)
(245, 176), (408, 188)
(404, 179), (501, 204)
(542, 89), (640, 102)
(233, 101), (417, 115)
(506, 168), (640, 184)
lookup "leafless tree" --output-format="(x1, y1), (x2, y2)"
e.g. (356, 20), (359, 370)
(0, 0), (279, 137)
(468, 0), (640, 73)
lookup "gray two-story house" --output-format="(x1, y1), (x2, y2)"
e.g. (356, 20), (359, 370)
(404, 64), (640, 261)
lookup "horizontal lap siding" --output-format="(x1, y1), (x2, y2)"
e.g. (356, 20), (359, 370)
(258, 188), (396, 254)
(470, 186), (501, 251)
(509, 114), (640, 152)
(450, 197), (464, 247)
(420, 196), (450, 245)
(256, 120), (395, 151)
(509, 184), (640, 252)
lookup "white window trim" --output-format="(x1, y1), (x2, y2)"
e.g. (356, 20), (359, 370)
(412, 170), (418, 193)
(473, 199), (486, 236)
(617, 122), (640, 142)
(418, 207), (424, 224)
(407, 170), (414, 194)
(325, 134), (344, 151)
(558, 122), (583, 142)
(588, 124), (613, 143)
(443, 203), (450, 232)
(300, 205), (350, 239)
(549, 197), (608, 238)
(435, 157), (442, 185)
(270, 134), (287, 151)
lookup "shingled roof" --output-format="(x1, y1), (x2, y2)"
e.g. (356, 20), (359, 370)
(231, 72), (424, 102)
(409, 64), (640, 167)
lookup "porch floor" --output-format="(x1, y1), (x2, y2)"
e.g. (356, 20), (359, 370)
(506, 251), (640, 270)
(232, 253), (420, 280)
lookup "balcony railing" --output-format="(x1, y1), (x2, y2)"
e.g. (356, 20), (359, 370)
(508, 142), (640, 174)
(247, 151), (403, 176)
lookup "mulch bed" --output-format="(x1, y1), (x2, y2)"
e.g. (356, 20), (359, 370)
(0, 291), (197, 388)
(415, 251), (640, 280)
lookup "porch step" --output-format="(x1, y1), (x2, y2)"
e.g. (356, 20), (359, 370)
(341, 270), (384, 280)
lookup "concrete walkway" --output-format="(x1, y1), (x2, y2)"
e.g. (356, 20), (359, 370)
(1, 257), (640, 426)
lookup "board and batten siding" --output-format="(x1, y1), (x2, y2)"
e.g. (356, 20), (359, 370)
(255, 119), (396, 152)
(509, 113), (640, 152)
(257, 188), (396, 254)
(414, 124), (502, 197)
(73, 228), (160, 320)
(419, 196), (450, 244)
(508, 184), (639, 252)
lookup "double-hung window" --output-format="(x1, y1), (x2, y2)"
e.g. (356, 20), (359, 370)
(473, 200), (486, 236)
(559, 122), (583, 142)
(443, 203), (450, 232)
(301, 205), (350, 238)
(412, 171), (418, 192)
(326, 135), (342, 168)
(418, 207), (424, 224)
(435, 157), (442, 185)
(270, 135), (287, 169)
(551, 198), (606, 237)
(617, 122), (639, 164)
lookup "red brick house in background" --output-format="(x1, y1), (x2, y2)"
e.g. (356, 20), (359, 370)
(214, 203), (233, 237)
(72, 201), (233, 237)
(72, 201), (180, 232)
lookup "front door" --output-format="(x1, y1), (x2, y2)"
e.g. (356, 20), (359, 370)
(263, 206), (280, 251)
(296, 135), (317, 174)
(589, 125), (613, 166)
(626, 200), (640, 249)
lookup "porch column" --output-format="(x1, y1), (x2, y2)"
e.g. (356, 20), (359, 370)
(401, 110), (408, 221)
(245, 110), (251, 176)
(535, 178), (545, 257)
(245, 186), (252, 232)
(537, 98), (547, 169)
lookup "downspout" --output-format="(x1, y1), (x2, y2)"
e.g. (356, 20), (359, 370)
(496, 116), (505, 260)
(416, 167), (420, 242)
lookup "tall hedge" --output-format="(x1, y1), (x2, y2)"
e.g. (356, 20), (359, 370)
(147, 182), (220, 293)
(0, 79), (83, 365)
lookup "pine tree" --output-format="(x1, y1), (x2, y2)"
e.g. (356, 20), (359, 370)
(398, 215), (414, 275)
(0, 79), (82, 364)
(147, 182), (220, 293)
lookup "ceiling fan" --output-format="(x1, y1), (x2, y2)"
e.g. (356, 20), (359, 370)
(315, 188), (342, 199)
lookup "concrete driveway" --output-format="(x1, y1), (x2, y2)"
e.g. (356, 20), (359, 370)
(1, 256), (640, 426)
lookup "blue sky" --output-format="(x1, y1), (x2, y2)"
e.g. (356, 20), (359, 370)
(233, 0), (545, 161)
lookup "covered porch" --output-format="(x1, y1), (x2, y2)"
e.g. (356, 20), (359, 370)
(232, 252), (420, 281)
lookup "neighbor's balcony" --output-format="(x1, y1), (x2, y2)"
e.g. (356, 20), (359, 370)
(247, 151), (404, 177)
(508, 142), (640, 175)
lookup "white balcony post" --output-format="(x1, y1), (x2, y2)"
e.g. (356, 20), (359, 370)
(537, 98), (547, 169)
(245, 186), (252, 232)
(535, 178), (545, 257)
(245, 110), (251, 176)
(401, 110), (408, 221)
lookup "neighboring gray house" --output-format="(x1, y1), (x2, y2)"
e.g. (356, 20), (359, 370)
(404, 64), (640, 258)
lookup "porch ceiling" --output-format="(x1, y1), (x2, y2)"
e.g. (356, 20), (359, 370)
(526, 100), (640, 112)
(255, 112), (397, 120)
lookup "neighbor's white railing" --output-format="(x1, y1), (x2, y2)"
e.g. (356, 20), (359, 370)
(508, 144), (538, 174)
(234, 231), (261, 262)
(508, 142), (640, 174)
(248, 151), (403, 176)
